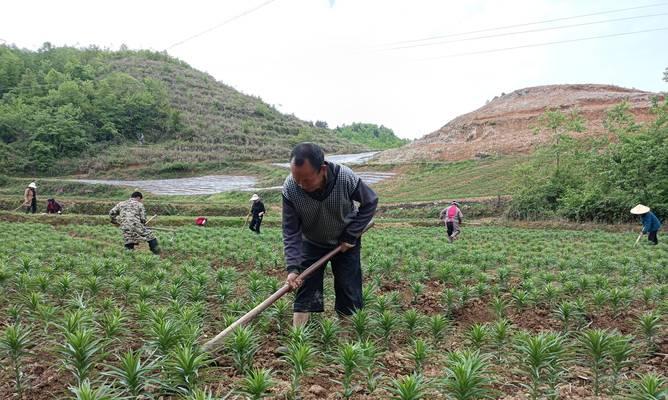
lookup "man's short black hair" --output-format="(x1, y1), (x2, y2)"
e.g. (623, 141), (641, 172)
(290, 142), (325, 172)
(131, 191), (143, 199)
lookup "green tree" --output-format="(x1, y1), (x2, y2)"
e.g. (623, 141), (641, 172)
(0, 101), (33, 144)
(597, 99), (668, 215)
(335, 122), (408, 150)
(0, 47), (24, 96)
(31, 104), (90, 156)
(603, 101), (639, 136)
(512, 98), (668, 221)
(93, 73), (170, 144)
(534, 108), (585, 173)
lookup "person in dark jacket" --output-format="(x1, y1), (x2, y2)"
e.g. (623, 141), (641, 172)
(282, 143), (378, 328)
(248, 194), (266, 234)
(631, 204), (661, 245)
(23, 182), (37, 214)
(46, 198), (63, 214)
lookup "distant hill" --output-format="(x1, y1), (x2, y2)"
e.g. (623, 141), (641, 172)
(376, 84), (664, 163)
(334, 122), (408, 150)
(0, 44), (360, 176)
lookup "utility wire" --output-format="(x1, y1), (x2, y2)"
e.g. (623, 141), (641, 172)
(425, 26), (668, 59)
(388, 2), (668, 45)
(387, 12), (668, 50)
(165, 0), (278, 50)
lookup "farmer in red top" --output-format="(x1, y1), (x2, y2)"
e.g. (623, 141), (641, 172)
(440, 201), (463, 243)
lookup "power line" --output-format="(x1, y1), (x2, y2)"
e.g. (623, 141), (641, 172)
(387, 12), (668, 50)
(387, 2), (668, 45)
(165, 0), (278, 50)
(425, 26), (668, 60)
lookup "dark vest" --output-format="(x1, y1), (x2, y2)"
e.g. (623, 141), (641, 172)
(282, 162), (360, 246)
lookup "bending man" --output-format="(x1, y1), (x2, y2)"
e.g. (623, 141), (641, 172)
(282, 143), (378, 327)
(109, 191), (160, 254)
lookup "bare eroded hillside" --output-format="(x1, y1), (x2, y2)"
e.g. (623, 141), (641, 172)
(377, 84), (664, 162)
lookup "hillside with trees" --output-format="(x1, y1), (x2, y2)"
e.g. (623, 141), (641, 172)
(334, 122), (408, 150)
(507, 70), (668, 222)
(376, 84), (664, 163)
(0, 44), (360, 176)
(508, 98), (667, 222)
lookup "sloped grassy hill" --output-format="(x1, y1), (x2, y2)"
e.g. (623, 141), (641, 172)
(104, 56), (359, 168)
(0, 46), (360, 176)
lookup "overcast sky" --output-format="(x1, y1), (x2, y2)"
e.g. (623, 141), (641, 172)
(3, 0), (667, 139)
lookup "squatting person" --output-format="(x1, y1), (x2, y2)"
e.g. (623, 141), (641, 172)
(109, 191), (160, 254)
(282, 142), (378, 327)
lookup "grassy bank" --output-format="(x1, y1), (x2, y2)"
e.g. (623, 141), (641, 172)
(371, 156), (526, 203)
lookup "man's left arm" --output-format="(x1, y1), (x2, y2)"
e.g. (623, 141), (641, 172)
(109, 204), (120, 224)
(340, 179), (378, 245)
(139, 204), (147, 224)
(641, 214), (649, 233)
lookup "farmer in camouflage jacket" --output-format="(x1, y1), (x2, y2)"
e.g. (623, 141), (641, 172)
(109, 191), (160, 254)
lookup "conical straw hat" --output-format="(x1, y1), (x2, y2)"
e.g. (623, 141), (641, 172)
(630, 204), (650, 214)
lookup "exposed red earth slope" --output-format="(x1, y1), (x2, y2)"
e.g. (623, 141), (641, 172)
(377, 84), (664, 162)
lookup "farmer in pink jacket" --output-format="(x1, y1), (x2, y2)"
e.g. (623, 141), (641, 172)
(440, 201), (463, 242)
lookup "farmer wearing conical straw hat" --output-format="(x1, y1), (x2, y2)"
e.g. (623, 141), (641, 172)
(631, 204), (661, 245)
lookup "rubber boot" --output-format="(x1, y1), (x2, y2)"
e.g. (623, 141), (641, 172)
(124, 243), (136, 251)
(148, 238), (160, 255)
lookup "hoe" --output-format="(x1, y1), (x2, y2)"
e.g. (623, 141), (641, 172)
(202, 220), (375, 352)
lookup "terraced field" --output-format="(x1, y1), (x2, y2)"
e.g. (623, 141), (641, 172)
(0, 221), (665, 399)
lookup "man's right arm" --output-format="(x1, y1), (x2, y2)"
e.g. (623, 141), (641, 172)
(282, 195), (302, 274)
(139, 204), (147, 224)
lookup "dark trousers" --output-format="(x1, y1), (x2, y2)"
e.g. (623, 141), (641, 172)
(648, 231), (658, 245)
(25, 201), (36, 214)
(249, 215), (262, 234)
(125, 238), (160, 254)
(293, 239), (363, 316)
(446, 221), (455, 237)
